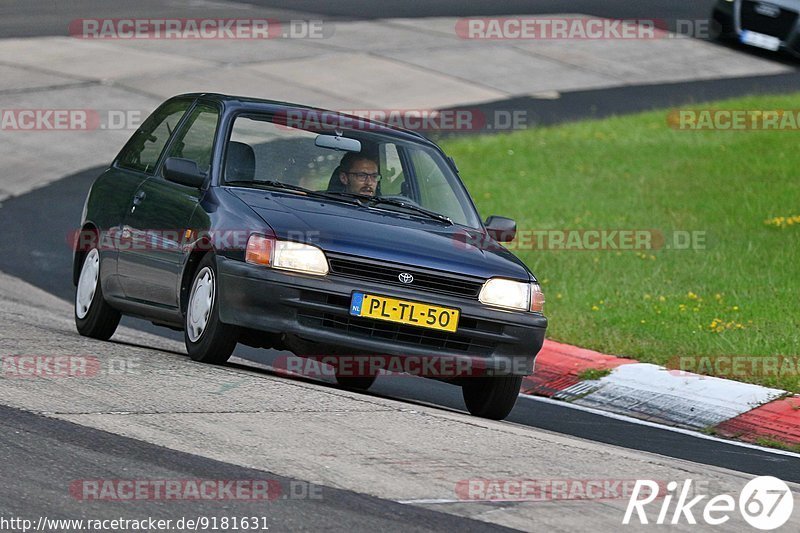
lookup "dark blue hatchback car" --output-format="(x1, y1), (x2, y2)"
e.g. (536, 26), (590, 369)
(73, 93), (547, 419)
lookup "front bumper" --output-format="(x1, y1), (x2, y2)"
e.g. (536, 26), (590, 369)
(712, 1), (800, 56)
(217, 257), (547, 376)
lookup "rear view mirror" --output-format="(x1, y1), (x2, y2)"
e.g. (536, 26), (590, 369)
(315, 134), (362, 153)
(485, 216), (517, 243)
(163, 157), (207, 189)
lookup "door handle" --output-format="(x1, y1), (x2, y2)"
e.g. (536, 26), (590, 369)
(133, 190), (147, 206)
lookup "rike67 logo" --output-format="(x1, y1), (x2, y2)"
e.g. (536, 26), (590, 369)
(624, 476), (794, 530)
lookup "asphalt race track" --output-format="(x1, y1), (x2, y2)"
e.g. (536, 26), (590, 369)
(239, 0), (720, 20)
(0, 404), (512, 532)
(2, 0), (719, 37)
(2, 0), (800, 531)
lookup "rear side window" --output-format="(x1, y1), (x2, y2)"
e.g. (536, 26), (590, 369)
(117, 100), (191, 173)
(164, 104), (220, 174)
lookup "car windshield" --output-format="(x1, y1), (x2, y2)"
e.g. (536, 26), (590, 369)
(223, 113), (482, 228)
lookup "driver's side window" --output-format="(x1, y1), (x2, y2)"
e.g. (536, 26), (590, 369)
(379, 143), (406, 196)
(164, 103), (220, 174)
(117, 100), (191, 174)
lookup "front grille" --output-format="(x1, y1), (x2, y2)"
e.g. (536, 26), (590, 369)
(296, 292), (502, 355)
(741, 1), (798, 39)
(328, 255), (484, 299)
(298, 310), (497, 355)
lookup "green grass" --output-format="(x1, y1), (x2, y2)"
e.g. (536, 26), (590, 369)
(439, 93), (800, 392)
(577, 368), (612, 381)
(754, 437), (800, 453)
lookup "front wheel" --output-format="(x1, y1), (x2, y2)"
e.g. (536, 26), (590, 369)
(462, 376), (522, 420)
(75, 248), (121, 340)
(184, 254), (238, 364)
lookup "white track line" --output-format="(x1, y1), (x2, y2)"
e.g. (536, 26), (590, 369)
(519, 394), (800, 459)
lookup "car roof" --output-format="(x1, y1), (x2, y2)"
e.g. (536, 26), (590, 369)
(175, 92), (436, 146)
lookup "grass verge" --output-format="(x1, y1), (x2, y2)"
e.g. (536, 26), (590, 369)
(440, 93), (800, 392)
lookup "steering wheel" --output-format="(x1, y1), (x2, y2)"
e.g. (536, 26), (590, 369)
(380, 194), (420, 207)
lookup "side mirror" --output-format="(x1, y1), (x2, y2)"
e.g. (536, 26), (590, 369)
(163, 157), (207, 189)
(485, 216), (516, 243)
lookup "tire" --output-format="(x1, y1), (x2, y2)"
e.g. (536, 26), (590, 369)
(335, 373), (378, 391)
(184, 254), (238, 364)
(462, 376), (522, 420)
(708, 19), (724, 42)
(709, 10), (734, 42)
(75, 247), (121, 340)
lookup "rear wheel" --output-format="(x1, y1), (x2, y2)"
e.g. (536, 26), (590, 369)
(462, 376), (522, 420)
(184, 254), (238, 364)
(75, 248), (121, 340)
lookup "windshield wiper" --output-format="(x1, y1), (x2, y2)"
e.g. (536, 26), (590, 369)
(227, 182), (452, 224)
(324, 191), (453, 224)
(226, 180), (313, 194)
(365, 197), (453, 225)
(225, 181), (366, 206)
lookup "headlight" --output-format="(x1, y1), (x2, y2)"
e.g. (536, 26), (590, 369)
(479, 278), (531, 311)
(273, 240), (329, 275)
(246, 234), (329, 276)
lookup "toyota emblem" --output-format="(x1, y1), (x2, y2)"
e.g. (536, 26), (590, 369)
(398, 272), (414, 284)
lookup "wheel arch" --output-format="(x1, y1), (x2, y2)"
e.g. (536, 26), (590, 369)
(179, 239), (216, 316)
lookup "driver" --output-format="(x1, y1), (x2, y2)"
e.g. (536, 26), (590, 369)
(338, 153), (380, 196)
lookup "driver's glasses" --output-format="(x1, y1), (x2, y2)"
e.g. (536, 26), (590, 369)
(346, 172), (382, 183)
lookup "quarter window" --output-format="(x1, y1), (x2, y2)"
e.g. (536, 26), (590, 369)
(117, 100), (191, 174)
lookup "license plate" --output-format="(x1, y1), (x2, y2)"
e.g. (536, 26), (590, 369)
(350, 292), (460, 333)
(740, 30), (781, 51)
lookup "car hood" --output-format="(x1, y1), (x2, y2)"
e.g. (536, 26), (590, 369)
(229, 188), (533, 281)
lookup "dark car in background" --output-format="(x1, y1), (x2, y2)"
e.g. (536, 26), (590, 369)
(712, 0), (800, 56)
(73, 93), (547, 420)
